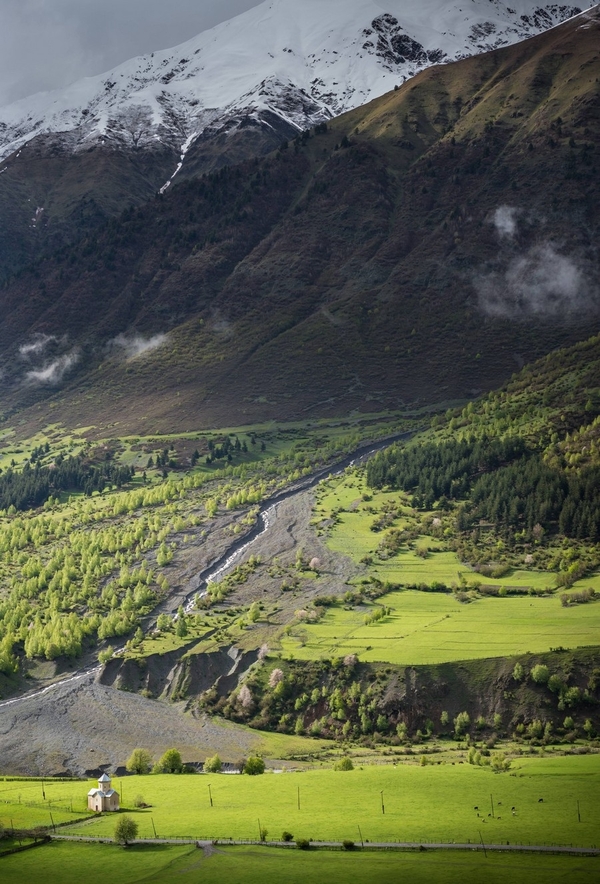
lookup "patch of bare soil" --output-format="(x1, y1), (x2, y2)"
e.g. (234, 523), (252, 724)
(0, 674), (257, 777)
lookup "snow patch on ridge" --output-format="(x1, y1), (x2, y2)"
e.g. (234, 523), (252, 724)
(0, 1), (588, 165)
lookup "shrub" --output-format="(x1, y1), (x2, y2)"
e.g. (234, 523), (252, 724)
(282, 831), (294, 842)
(204, 753), (222, 773)
(531, 664), (550, 685)
(342, 840), (356, 851)
(244, 756), (266, 775)
(490, 752), (511, 772)
(296, 839), (311, 850)
(98, 646), (114, 665)
(334, 757), (354, 771)
(512, 662), (524, 682)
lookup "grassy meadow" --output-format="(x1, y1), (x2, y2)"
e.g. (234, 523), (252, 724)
(292, 470), (600, 664)
(3, 756), (599, 848)
(280, 589), (600, 665)
(2, 841), (599, 884)
(315, 472), (600, 593)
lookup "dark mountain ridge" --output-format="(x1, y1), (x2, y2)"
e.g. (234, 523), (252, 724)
(0, 7), (599, 435)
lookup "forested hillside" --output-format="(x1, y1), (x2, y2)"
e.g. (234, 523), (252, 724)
(368, 333), (600, 574)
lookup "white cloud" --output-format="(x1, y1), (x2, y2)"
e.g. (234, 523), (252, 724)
(108, 332), (168, 359)
(26, 351), (79, 385)
(492, 205), (520, 239)
(475, 242), (597, 319)
(19, 333), (57, 358)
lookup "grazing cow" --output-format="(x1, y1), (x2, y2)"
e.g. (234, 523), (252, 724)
(538, 798), (544, 803)
(474, 806), (479, 811)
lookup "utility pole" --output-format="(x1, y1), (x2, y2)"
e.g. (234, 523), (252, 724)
(380, 790), (385, 815)
(358, 824), (364, 847)
(490, 794), (494, 819)
(208, 784), (213, 807)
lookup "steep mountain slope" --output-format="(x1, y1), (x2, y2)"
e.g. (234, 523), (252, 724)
(0, 7), (599, 434)
(0, 1), (587, 279)
(0, 0), (585, 162)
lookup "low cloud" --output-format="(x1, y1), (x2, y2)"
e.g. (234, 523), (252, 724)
(475, 242), (597, 319)
(492, 205), (520, 239)
(19, 333), (57, 358)
(26, 351), (79, 385)
(108, 332), (168, 360)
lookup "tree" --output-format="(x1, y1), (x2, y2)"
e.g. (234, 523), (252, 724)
(98, 646), (114, 665)
(175, 608), (188, 638)
(243, 756), (265, 775)
(126, 748), (153, 775)
(204, 753), (222, 773)
(154, 748), (183, 773)
(269, 668), (284, 688)
(512, 662), (524, 682)
(114, 815), (138, 846)
(454, 711), (470, 737)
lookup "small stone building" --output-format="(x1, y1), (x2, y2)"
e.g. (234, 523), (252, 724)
(87, 773), (120, 812)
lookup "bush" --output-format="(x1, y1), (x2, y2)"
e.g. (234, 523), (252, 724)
(531, 664), (550, 685)
(342, 840), (356, 851)
(204, 753), (222, 773)
(296, 839), (311, 850)
(490, 752), (511, 773)
(244, 756), (266, 775)
(282, 831), (294, 842)
(334, 757), (354, 771)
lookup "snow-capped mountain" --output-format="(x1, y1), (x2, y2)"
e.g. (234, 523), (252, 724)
(0, 0), (587, 178)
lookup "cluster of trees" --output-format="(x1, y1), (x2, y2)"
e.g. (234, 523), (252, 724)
(0, 455), (134, 512)
(125, 747), (265, 776)
(0, 425), (373, 669)
(205, 658), (417, 743)
(367, 437), (527, 506)
(206, 436), (248, 465)
(367, 436), (600, 541)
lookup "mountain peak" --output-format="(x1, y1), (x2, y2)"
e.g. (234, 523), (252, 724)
(0, 1), (587, 166)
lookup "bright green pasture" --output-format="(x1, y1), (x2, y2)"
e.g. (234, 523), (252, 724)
(282, 589), (600, 664)
(0, 779), (88, 829)
(2, 842), (598, 884)
(27, 756), (600, 847)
